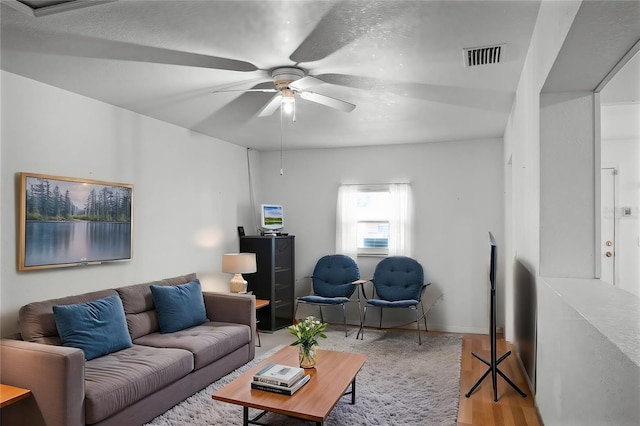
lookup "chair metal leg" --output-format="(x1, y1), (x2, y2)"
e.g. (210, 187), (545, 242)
(421, 302), (428, 332)
(342, 304), (348, 337)
(319, 306), (324, 323)
(358, 306), (368, 340)
(415, 306), (422, 345)
(357, 297), (363, 336)
(379, 307), (383, 330)
(355, 285), (363, 339)
(293, 300), (299, 322)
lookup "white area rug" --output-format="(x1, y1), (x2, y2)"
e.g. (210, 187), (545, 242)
(145, 329), (462, 425)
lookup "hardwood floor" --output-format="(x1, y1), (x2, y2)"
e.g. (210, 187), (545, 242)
(257, 329), (543, 425)
(458, 334), (542, 426)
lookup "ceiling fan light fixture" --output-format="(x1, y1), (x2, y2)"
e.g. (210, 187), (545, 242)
(256, 66), (354, 118)
(281, 100), (295, 115)
(281, 89), (295, 116)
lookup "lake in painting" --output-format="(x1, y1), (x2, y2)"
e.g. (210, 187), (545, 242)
(25, 221), (131, 267)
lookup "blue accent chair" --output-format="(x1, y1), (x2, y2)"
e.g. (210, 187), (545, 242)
(294, 254), (361, 337)
(358, 256), (430, 344)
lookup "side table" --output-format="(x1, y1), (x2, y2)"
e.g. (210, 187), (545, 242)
(0, 384), (31, 408)
(255, 299), (270, 347)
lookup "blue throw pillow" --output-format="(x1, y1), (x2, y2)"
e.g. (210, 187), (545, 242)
(53, 294), (132, 361)
(150, 279), (208, 333)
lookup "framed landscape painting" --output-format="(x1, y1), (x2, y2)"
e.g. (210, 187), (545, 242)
(18, 172), (133, 271)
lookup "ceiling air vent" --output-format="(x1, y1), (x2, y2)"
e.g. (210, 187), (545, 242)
(463, 44), (506, 67)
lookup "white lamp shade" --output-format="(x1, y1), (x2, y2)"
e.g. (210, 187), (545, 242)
(222, 253), (257, 274)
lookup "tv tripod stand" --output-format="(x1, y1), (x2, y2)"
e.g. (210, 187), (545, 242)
(465, 287), (527, 402)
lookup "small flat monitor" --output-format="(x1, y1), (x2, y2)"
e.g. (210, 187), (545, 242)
(261, 204), (284, 231)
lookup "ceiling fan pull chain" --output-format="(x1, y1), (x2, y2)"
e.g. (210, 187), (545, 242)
(280, 107), (284, 176)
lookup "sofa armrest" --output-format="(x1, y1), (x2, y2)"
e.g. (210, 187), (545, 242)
(203, 292), (256, 347)
(1, 339), (85, 426)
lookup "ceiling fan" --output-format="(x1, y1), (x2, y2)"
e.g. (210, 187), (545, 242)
(214, 66), (356, 120)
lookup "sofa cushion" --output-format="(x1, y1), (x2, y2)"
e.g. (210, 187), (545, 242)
(116, 273), (197, 339)
(84, 344), (193, 425)
(133, 321), (251, 370)
(53, 295), (132, 360)
(150, 279), (208, 333)
(19, 289), (118, 345)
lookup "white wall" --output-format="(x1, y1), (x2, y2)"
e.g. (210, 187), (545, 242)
(255, 139), (504, 334)
(540, 91), (596, 277)
(505, 2), (640, 424)
(503, 0), (582, 389)
(0, 71), (254, 337)
(537, 277), (640, 426)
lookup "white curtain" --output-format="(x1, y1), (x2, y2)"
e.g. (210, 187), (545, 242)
(388, 183), (412, 256)
(336, 183), (412, 258)
(335, 184), (359, 259)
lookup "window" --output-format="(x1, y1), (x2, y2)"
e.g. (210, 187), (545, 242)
(336, 184), (412, 258)
(356, 190), (391, 255)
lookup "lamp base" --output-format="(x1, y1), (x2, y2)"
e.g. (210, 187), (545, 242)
(229, 274), (247, 293)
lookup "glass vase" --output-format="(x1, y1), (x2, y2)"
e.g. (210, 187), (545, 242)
(298, 344), (317, 369)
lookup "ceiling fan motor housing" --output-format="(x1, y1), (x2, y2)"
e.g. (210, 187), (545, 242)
(272, 67), (305, 90)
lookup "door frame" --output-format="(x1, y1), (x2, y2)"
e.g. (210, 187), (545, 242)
(599, 166), (618, 285)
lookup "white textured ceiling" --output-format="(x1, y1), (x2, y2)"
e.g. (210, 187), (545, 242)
(1, 0), (544, 151)
(3, 0), (634, 153)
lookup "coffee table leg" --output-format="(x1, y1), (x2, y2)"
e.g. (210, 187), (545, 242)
(343, 377), (357, 405)
(243, 406), (249, 426)
(351, 377), (356, 404)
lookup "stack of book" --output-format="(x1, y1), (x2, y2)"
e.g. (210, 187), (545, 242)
(251, 363), (311, 395)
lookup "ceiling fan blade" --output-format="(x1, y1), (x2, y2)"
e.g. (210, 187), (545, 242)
(3, 28), (259, 72)
(289, 76), (323, 92)
(258, 94), (283, 117)
(317, 73), (513, 112)
(315, 73), (384, 90)
(289, 3), (364, 63)
(210, 79), (273, 93)
(198, 83), (278, 131)
(213, 88), (277, 94)
(289, 1), (415, 63)
(194, 90), (276, 139)
(299, 92), (355, 113)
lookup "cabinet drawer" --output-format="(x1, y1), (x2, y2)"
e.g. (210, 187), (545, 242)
(275, 281), (291, 292)
(273, 297), (292, 309)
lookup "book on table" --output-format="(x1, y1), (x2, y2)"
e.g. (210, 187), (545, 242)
(251, 374), (311, 396)
(253, 363), (305, 387)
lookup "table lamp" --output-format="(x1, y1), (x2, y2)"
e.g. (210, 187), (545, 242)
(222, 253), (257, 293)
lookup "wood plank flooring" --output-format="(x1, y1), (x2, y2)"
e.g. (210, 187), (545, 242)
(458, 334), (542, 426)
(257, 329), (543, 425)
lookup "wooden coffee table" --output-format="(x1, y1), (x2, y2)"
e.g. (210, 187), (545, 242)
(212, 345), (367, 425)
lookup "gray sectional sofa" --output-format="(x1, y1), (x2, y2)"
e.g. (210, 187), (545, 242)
(0, 273), (256, 426)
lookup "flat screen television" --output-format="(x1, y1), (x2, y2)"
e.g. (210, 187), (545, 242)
(18, 172), (133, 271)
(260, 204), (283, 231)
(488, 231), (498, 392)
(489, 231), (497, 291)
(465, 231), (526, 400)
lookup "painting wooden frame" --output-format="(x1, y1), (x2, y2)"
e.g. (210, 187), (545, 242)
(18, 172), (133, 271)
